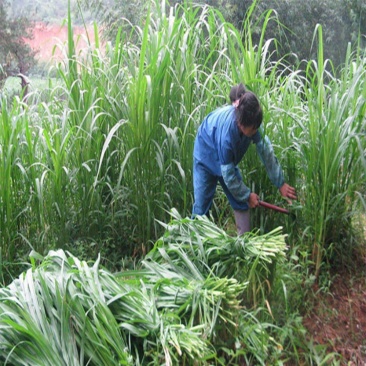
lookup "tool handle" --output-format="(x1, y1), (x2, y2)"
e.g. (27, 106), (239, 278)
(259, 200), (290, 215)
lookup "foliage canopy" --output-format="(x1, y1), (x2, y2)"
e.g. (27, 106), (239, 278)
(75, 0), (366, 69)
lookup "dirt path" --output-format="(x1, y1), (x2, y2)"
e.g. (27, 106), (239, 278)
(303, 268), (366, 365)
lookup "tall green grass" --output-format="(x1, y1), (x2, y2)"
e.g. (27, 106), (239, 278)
(242, 24), (366, 278)
(53, 0), (281, 250)
(294, 27), (365, 277)
(0, 0), (364, 284)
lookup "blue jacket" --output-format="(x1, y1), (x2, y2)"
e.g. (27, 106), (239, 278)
(193, 105), (284, 203)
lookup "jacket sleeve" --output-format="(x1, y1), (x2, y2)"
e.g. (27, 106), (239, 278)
(255, 135), (285, 188)
(221, 162), (251, 203)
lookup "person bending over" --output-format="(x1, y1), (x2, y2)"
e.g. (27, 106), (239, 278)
(192, 83), (296, 234)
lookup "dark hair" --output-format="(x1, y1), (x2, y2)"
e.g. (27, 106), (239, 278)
(229, 83), (246, 103)
(235, 91), (263, 129)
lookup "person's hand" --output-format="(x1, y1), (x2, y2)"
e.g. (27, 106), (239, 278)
(279, 183), (297, 204)
(248, 192), (260, 208)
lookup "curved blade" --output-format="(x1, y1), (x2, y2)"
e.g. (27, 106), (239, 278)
(259, 200), (290, 215)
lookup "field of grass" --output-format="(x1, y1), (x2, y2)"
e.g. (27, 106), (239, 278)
(0, 0), (365, 364)
(3, 76), (62, 102)
(4, 76), (51, 91)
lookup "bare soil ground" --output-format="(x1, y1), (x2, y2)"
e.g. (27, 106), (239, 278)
(303, 256), (366, 365)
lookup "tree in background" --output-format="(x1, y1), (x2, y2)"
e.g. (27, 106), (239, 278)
(223, 0), (365, 69)
(78, 0), (147, 41)
(260, 0), (363, 68)
(345, 0), (366, 45)
(167, 0), (366, 70)
(0, 0), (37, 94)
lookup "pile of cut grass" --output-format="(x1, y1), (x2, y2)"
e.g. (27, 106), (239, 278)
(0, 212), (324, 365)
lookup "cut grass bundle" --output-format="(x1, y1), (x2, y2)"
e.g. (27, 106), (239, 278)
(0, 249), (212, 365)
(148, 209), (287, 306)
(0, 214), (295, 365)
(0, 250), (133, 365)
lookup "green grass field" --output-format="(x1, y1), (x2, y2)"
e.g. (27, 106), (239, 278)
(5, 76), (43, 91)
